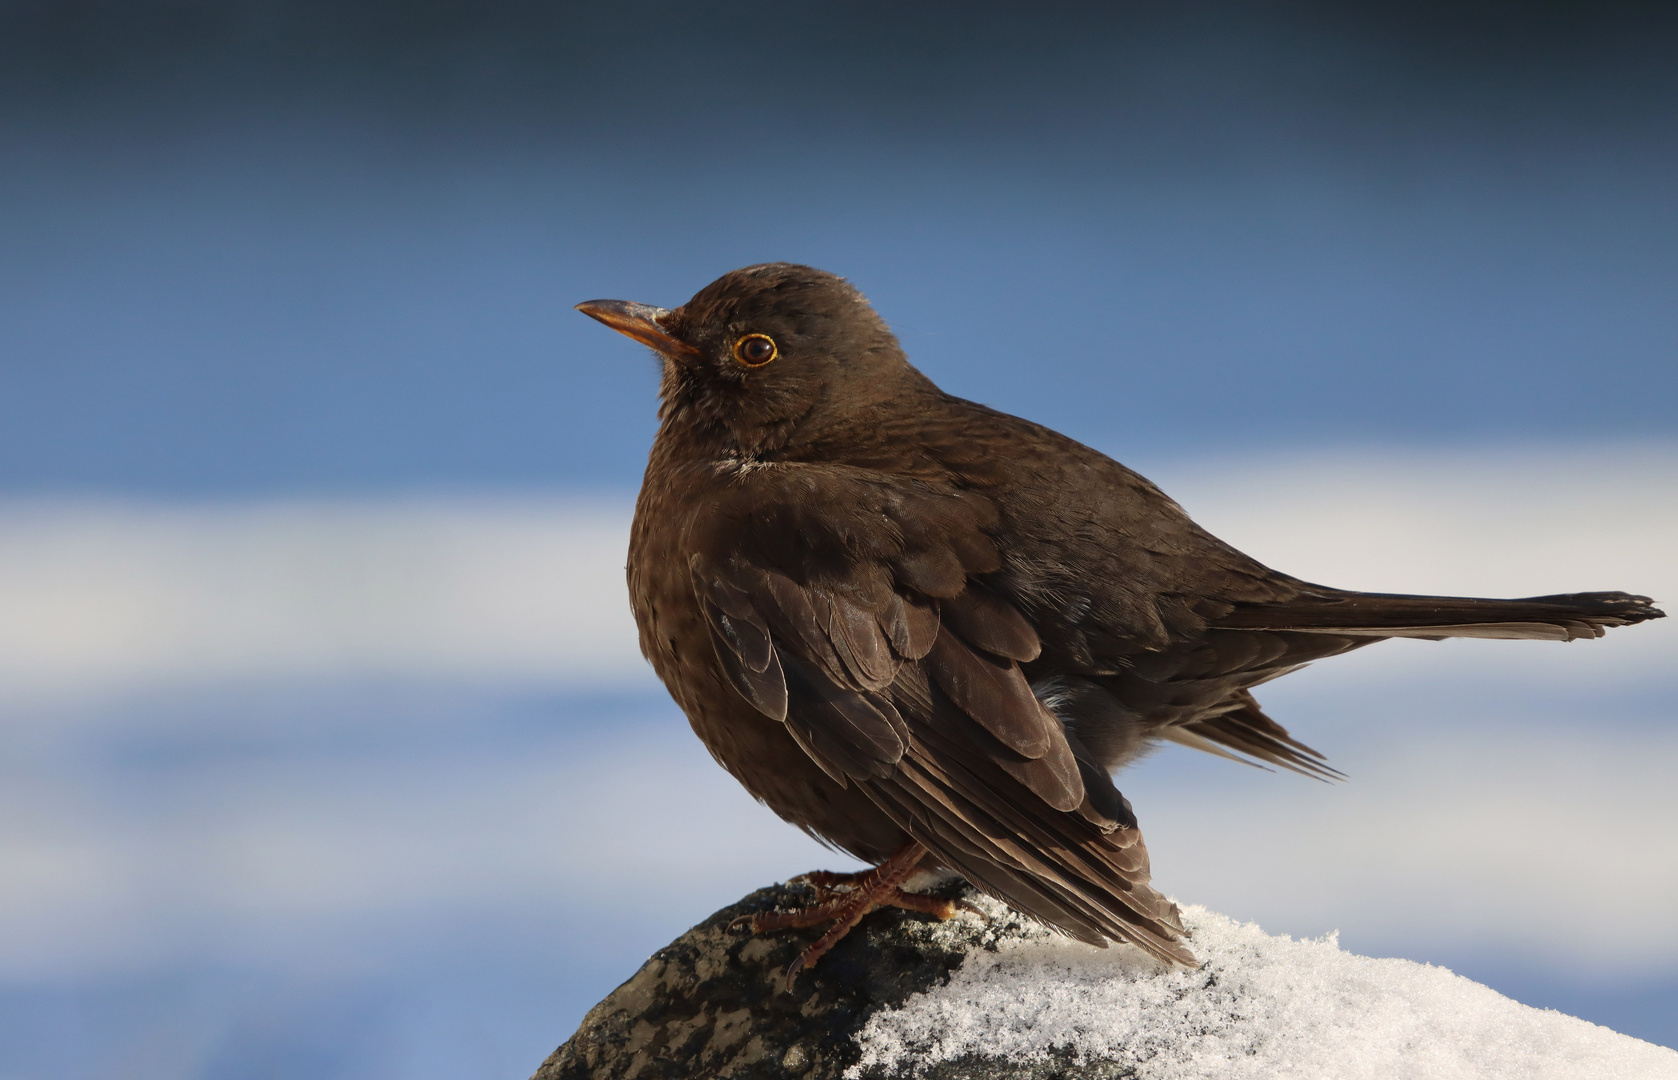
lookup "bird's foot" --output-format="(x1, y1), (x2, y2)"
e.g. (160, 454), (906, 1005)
(787, 867), (985, 922)
(729, 841), (974, 991)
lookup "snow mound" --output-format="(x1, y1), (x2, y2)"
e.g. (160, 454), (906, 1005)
(851, 902), (1678, 1079)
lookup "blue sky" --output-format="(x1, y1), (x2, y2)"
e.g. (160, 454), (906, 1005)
(0, 3), (1674, 1078)
(2, 2), (1674, 495)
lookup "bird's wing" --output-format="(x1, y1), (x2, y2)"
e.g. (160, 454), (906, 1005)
(903, 408), (1658, 776)
(690, 465), (1194, 964)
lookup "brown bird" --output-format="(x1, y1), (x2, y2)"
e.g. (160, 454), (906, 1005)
(577, 263), (1663, 983)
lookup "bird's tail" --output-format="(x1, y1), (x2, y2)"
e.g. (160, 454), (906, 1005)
(1213, 588), (1664, 641)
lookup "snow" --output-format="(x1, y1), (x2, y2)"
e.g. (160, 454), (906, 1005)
(851, 901), (1678, 1079)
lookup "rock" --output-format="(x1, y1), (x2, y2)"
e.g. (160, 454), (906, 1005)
(534, 879), (1678, 1080)
(530, 877), (1086, 1080)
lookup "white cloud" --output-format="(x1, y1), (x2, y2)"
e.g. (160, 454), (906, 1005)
(1, 705), (1670, 982)
(0, 443), (1670, 699)
(0, 497), (644, 695)
(1142, 442), (1676, 685)
(0, 445), (1670, 983)
(1124, 726), (1678, 977)
(0, 715), (853, 978)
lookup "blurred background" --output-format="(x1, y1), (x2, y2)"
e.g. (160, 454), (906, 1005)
(1, 1), (1675, 1076)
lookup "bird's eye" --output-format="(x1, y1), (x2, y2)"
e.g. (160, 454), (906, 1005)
(732, 334), (778, 368)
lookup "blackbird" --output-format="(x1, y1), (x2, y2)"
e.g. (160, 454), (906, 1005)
(577, 263), (1663, 982)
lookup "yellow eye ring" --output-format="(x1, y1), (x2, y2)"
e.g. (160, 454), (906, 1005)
(732, 333), (778, 368)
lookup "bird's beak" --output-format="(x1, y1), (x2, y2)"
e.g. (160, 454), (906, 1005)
(574, 299), (701, 360)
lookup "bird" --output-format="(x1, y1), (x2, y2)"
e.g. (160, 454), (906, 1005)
(576, 263), (1663, 985)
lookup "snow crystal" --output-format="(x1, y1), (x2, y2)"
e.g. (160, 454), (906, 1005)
(851, 902), (1678, 1079)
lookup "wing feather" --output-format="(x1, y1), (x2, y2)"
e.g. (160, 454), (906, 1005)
(940, 581), (1041, 662)
(879, 594), (940, 659)
(778, 650), (907, 783)
(926, 630), (1059, 760)
(701, 601), (790, 721)
(688, 468), (1192, 963)
(823, 593), (898, 689)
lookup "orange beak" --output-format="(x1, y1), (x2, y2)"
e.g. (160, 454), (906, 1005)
(574, 299), (701, 360)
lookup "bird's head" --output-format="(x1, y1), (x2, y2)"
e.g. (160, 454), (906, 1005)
(577, 263), (928, 455)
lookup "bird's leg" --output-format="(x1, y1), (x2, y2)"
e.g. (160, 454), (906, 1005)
(733, 841), (966, 990)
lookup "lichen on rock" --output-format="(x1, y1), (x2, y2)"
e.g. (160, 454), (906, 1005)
(531, 878), (1036, 1079)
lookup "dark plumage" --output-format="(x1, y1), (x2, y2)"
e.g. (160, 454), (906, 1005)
(578, 263), (1663, 967)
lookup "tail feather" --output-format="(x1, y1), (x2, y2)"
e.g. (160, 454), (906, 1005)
(1169, 691), (1344, 782)
(1213, 589), (1664, 642)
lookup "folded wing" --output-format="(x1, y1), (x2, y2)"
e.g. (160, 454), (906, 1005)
(690, 467), (1194, 964)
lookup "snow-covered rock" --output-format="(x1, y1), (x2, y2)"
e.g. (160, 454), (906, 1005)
(855, 899), (1676, 1079)
(534, 882), (1678, 1080)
